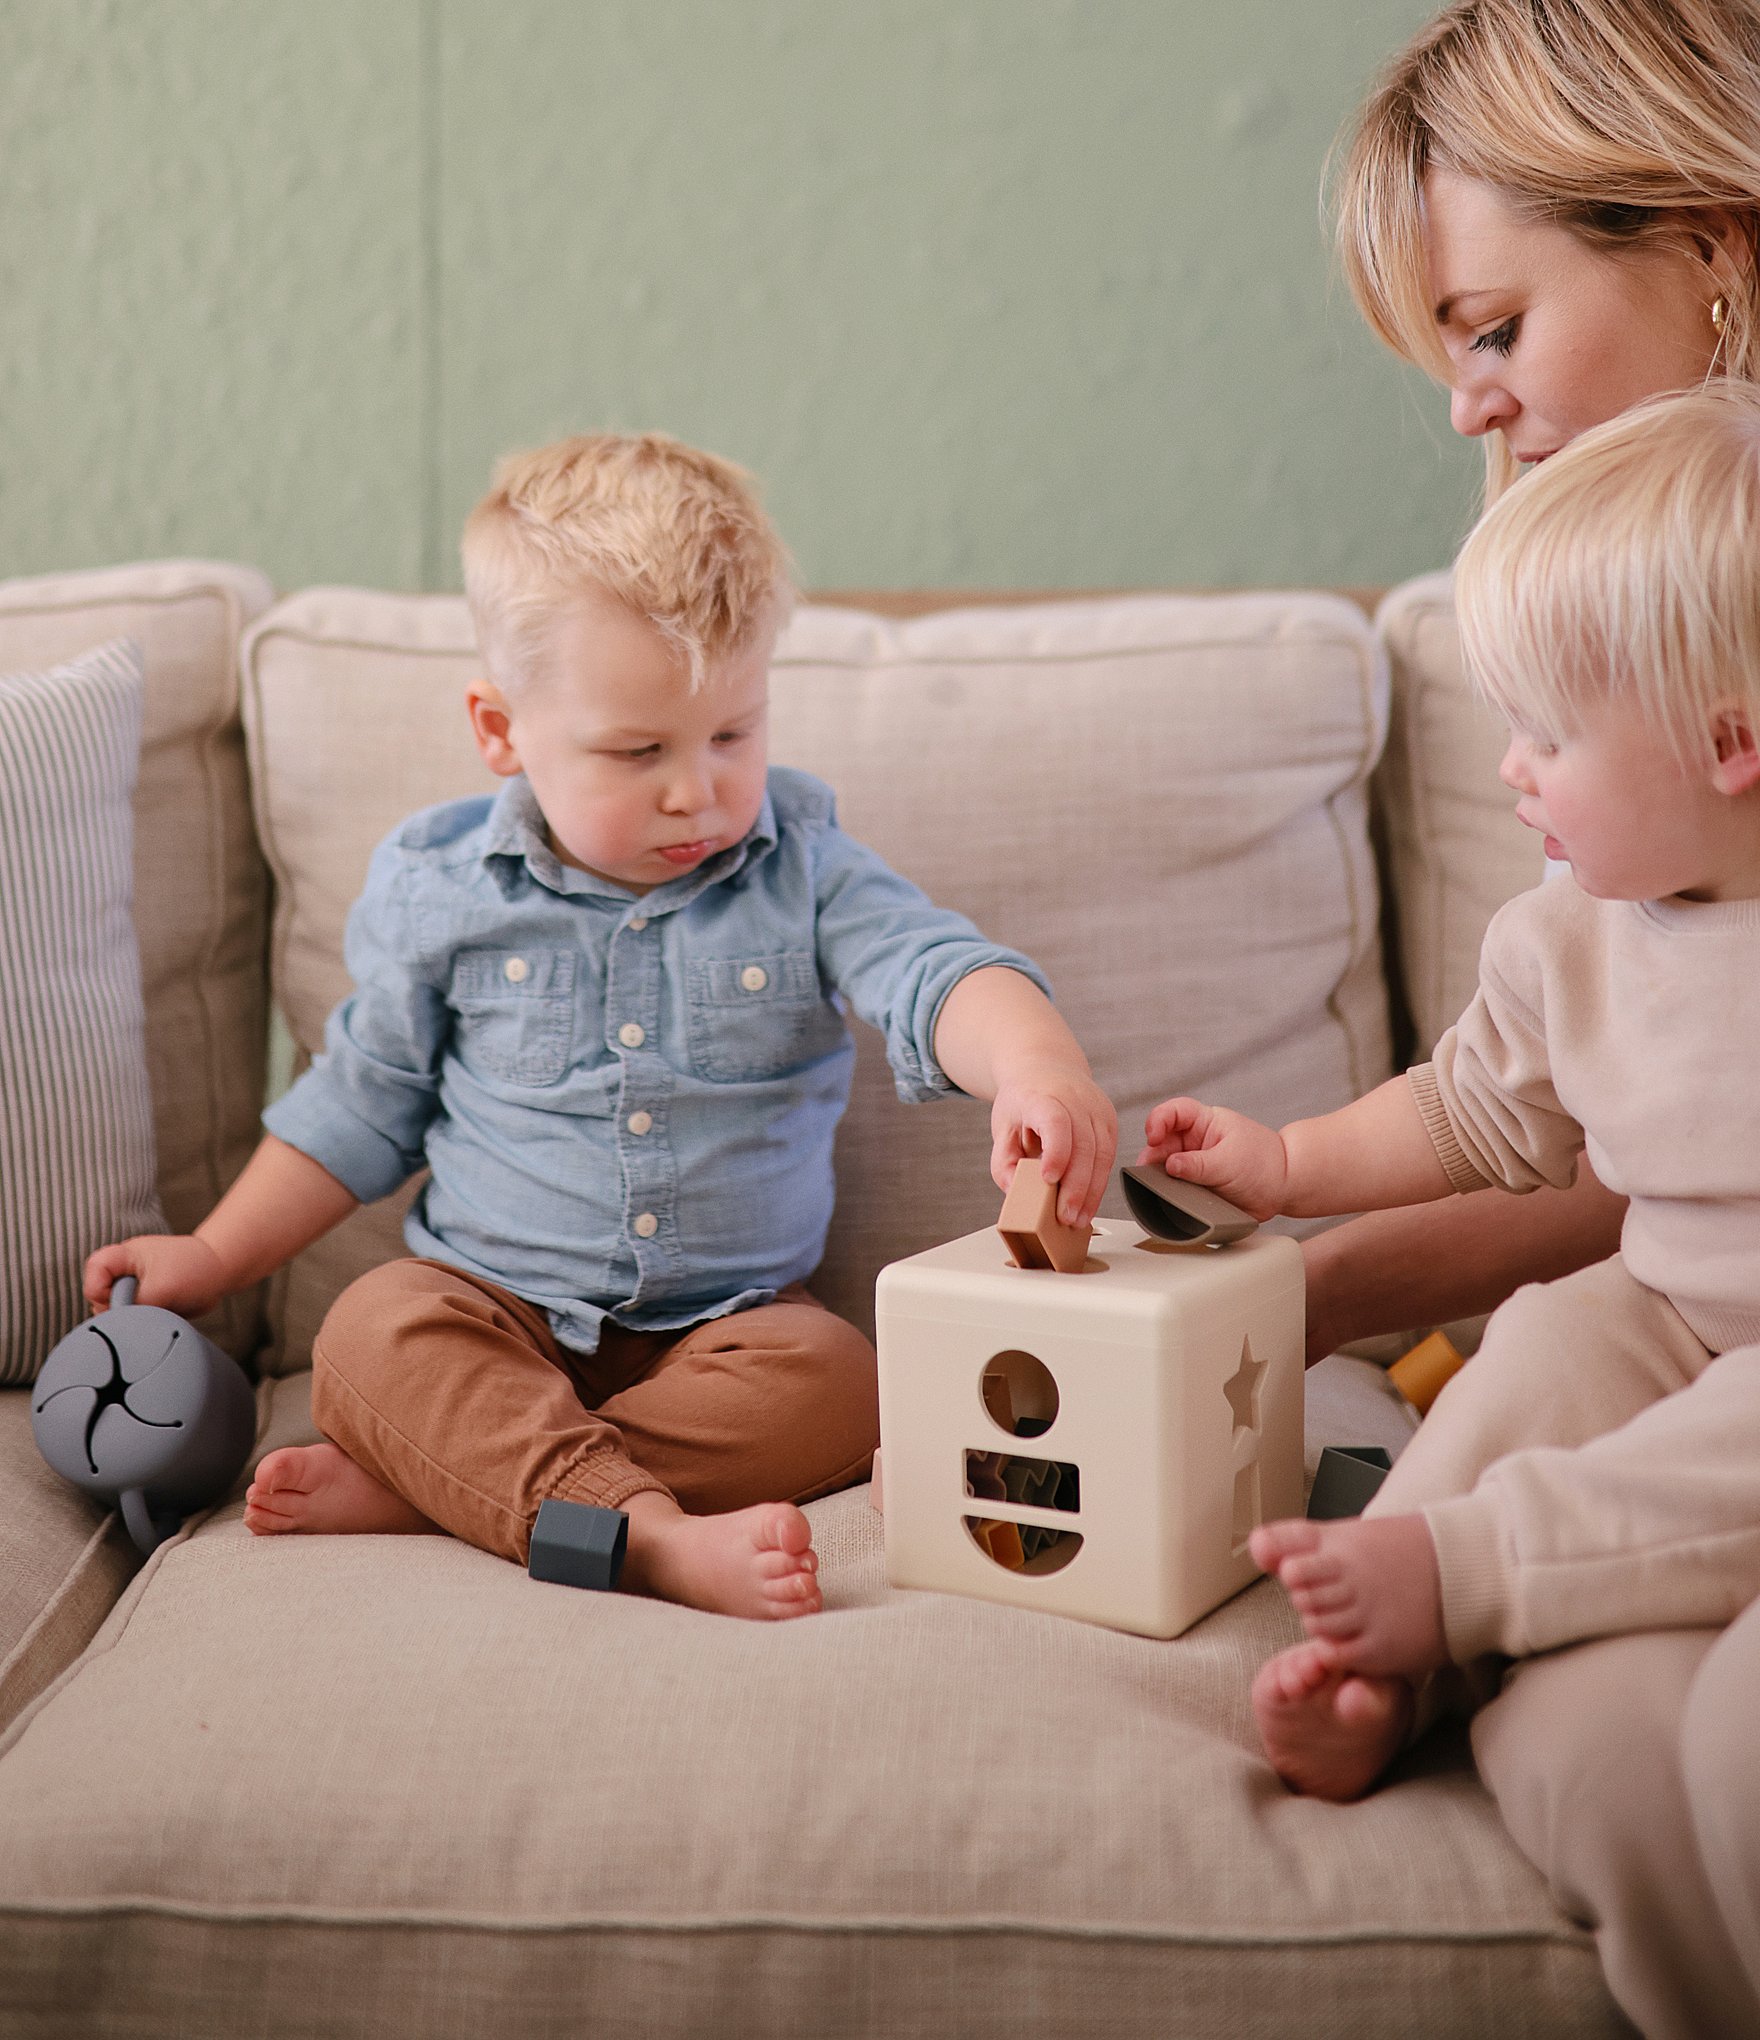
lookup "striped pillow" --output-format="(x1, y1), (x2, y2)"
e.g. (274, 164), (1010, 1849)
(0, 639), (164, 1383)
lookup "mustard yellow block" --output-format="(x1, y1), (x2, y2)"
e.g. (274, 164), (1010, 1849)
(1388, 1329), (1466, 1416)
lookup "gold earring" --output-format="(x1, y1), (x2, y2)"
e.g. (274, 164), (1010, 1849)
(1712, 294), (1728, 334)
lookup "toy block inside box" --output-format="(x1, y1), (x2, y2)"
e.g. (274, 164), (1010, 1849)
(876, 1217), (1304, 1638)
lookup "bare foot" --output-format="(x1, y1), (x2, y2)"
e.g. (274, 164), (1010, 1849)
(619, 1491), (821, 1620)
(244, 1442), (437, 1537)
(1250, 1513), (1449, 1676)
(1252, 1640), (1414, 1800)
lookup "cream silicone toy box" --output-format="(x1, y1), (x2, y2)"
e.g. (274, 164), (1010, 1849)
(875, 1218), (1304, 1638)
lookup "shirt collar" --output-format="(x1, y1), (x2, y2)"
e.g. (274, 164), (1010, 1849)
(480, 775), (780, 912)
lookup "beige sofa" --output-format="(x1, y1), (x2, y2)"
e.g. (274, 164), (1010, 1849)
(0, 561), (1623, 2038)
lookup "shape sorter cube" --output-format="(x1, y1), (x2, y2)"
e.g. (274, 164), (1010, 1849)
(875, 1217), (1304, 1638)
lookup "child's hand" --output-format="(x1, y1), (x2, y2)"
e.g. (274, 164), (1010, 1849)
(992, 1067), (1118, 1227)
(84, 1235), (228, 1316)
(1139, 1096), (1290, 1222)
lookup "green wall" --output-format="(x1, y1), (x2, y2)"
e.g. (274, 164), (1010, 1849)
(2, 1), (1478, 595)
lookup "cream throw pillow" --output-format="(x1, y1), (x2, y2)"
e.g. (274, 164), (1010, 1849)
(0, 640), (163, 1382)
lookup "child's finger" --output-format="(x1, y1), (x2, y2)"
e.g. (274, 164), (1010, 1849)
(1143, 1096), (1204, 1149)
(1055, 1117), (1103, 1225)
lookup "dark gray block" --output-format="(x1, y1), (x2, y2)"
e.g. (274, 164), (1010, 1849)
(1306, 1444), (1393, 1521)
(528, 1498), (628, 1590)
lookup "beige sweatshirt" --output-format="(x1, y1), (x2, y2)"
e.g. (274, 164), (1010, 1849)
(1407, 875), (1760, 1356)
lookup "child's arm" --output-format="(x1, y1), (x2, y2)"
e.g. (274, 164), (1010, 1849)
(1140, 1076), (1453, 1222)
(83, 1134), (360, 1317)
(933, 965), (1118, 1227)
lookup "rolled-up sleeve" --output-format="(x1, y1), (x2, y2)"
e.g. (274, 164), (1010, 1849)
(261, 841), (449, 1202)
(810, 811), (1051, 1103)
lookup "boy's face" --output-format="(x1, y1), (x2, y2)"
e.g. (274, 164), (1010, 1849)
(1498, 693), (1760, 903)
(468, 588), (772, 895)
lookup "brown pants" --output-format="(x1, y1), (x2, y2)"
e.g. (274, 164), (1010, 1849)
(310, 1258), (880, 1565)
(1369, 1256), (1760, 2039)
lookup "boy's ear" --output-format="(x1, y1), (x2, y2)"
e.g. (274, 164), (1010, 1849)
(466, 678), (524, 779)
(1708, 702), (1760, 798)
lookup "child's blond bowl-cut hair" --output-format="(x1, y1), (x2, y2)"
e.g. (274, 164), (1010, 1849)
(462, 432), (794, 692)
(1454, 384), (1760, 768)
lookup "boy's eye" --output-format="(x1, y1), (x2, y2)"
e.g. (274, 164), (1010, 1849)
(618, 744), (660, 761)
(713, 728), (750, 746)
(1471, 316), (1519, 357)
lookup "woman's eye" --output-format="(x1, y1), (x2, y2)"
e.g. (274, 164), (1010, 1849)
(1471, 316), (1519, 357)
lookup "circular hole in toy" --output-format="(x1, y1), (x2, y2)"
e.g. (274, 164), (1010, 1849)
(980, 1349), (1059, 1438)
(963, 1516), (1084, 1576)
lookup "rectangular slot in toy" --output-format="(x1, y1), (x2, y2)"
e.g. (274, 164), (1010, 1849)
(963, 1449), (1080, 1512)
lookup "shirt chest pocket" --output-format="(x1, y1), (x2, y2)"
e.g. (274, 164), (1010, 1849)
(450, 948), (577, 1087)
(685, 948), (846, 1083)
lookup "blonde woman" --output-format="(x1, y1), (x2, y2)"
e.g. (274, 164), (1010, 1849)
(1281, 6), (1760, 2033)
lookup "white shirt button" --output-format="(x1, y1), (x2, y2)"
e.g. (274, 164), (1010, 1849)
(740, 964), (769, 993)
(618, 1022), (645, 1049)
(503, 956), (530, 983)
(633, 1211), (660, 1238)
(627, 1110), (653, 1136)
(628, 916), (648, 932)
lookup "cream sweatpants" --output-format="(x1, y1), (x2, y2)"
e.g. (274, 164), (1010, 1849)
(1367, 1254), (1760, 2039)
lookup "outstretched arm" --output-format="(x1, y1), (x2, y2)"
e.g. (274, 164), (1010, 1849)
(933, 966), (1118, 1227)
(84, 1134), (360, 1317)
(1140, 1075), (1454, 1222)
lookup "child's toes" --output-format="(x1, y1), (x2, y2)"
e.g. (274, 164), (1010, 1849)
(755, 1503), (813, 1558)
(1250, 1519), (1321, 1575)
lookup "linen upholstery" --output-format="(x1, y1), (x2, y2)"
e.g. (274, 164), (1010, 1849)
(243, 588), (1392, 1363)
(0, 562), (276, 1362)
(0, 641), (160, 1381)
(1374, 573), (1544, 1059)
(0, 1372), (1619, 2039)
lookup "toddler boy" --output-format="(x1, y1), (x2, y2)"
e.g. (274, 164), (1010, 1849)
(89, 432), (1116, 1620)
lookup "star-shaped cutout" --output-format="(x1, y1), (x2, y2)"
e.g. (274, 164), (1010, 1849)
(1223, 1337), (1265, 1435)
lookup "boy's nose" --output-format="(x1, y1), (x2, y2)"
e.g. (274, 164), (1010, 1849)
(662, 760), (714, 812)
(1497, 738), (1534, 793)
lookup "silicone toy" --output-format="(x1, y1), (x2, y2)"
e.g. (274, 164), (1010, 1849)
(996, 1154), (1092, 1273)
(1388, 1328), (1467, 1415)
(1306, 1444), (1393, 1520)
(1119, 1165), (1260, 1247)
(528, 1497), (629, 1590)
(31, 1277), (257, 1555)
(876, 1172), (1304, 1639)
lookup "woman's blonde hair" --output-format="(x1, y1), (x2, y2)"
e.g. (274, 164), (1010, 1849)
(462, 432), (794, 692)
(1455, 384), (1760, 765)
(1334, 0), (1760, 499)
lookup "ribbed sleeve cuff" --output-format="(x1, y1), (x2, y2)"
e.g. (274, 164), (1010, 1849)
(1423, 1490), (1521, 1661)
(1406, 1062), (1493, 1195)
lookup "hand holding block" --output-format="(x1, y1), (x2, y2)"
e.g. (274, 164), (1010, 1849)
(997, 1156), (1093, 1273)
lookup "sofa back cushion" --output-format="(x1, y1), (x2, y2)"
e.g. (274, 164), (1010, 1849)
(244, 589), (1391, 1368)
(1373, 573), (1543, 1059)
(0, 562), (274, 1362)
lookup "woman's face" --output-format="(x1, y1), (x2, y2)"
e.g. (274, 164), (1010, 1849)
(1424, 167), (1721, 463)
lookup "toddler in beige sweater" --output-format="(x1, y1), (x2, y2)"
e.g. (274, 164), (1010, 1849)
(1140, 387), (1760, 1802)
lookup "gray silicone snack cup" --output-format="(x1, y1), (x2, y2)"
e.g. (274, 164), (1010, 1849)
(31, 1276), (257, 1555)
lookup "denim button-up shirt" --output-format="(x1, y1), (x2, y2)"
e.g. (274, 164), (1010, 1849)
(264, 767), (1049, 1352)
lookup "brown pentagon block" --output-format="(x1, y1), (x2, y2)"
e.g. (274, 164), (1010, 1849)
(996, 1155), (1093, 1274)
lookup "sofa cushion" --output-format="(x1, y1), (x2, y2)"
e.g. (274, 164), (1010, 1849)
(1374, 574), (1544, 1059)
(0, 1391), (139, 1736)
(0, 1373), (1617, 2040)
(0, 562), (276, 1362)
(0, 641), (161, 1382)
(243, 589), (1392, 1365)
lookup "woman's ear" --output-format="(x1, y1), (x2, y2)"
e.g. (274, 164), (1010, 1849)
(1692, 207), (1755, 299)
(466, 678), (524, 778)
(1708, 702), (1760, 798)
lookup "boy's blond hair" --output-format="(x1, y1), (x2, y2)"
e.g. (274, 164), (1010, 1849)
(1331, 0), (1760, 505)
(462, 432), (794, 691)
(1455, 384), (1760, 765)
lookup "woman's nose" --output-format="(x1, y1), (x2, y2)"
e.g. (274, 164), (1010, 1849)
(1451, 372), (1515, 441)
